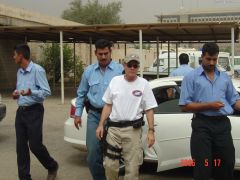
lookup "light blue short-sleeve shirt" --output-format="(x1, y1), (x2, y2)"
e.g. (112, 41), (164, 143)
(170, 64), (194, 77)
(75, 60), (123, 117)
(16, 61), (51, 106)
(179, 66), (239, 116)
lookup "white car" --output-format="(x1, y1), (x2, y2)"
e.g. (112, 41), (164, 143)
(64, 76), (240, 172)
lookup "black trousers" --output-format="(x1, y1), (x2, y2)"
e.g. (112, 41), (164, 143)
(15, 104), (57, 180)
(191, 114), (235, 180)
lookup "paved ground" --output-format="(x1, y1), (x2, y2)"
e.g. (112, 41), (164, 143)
(0, 90), (240, 180)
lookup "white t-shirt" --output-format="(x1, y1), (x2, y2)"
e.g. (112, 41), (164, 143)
(102, 75), (157, 122)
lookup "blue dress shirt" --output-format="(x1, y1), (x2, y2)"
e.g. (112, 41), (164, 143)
(75, 60), (123, 117)
(170, 64), (194, 77)
(16, 61), (51, 106)
(179, 66), (239, 116)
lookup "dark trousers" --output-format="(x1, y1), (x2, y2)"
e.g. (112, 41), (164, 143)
(191, 114), (235, 180)
(15, 104), (57, 180)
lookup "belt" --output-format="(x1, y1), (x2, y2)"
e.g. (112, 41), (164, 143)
(108, 117), (144, 128)
(194, 113), (227, 120)
(89, 103), (103, 113)
(18, 103), (42, 111)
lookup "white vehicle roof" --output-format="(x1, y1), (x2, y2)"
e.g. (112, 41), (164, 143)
(149, 76), (183, 89)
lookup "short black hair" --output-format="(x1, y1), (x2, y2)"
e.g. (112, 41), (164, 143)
(95, 39), (113, 50)
(202, 42), (219, 56)
(14, 44), (30, 60)
(179, 53), (189, 65)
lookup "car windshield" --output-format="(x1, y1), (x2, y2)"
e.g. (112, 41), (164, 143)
(218, 57), (230, 71)
(162, 67), (177, 73)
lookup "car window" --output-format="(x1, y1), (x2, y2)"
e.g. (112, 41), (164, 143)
(175, 80), (182, 87)
(152, 86), (182, 114)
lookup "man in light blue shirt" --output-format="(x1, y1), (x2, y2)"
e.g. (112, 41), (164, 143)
(170, 53), (193, 77)
(179, 42), (240, 180)
(74, 39), (123, 180)
(12, 44), (58, 180)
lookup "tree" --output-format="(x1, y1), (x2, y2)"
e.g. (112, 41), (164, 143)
(62, 0), (122, 24)
(223, 46), (232, 55)
(40, 43), (84, 83)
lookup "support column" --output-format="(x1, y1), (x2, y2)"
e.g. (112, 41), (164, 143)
(60, 31), (64, 104)
(139, 29), (143, 77)
(156, 36), (160, 79)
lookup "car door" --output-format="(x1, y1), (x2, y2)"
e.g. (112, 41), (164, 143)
(228, 112), (240, 169)
(151, 84), (193, 172)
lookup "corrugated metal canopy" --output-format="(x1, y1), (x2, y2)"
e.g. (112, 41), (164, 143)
(0, 22), (239, 43)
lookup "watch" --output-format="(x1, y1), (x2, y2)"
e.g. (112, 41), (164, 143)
(148, 128), (155, 132)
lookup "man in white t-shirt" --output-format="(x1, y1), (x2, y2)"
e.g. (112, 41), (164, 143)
(96, 54), (157, 180)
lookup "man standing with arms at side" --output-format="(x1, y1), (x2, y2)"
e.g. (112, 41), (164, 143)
(74, 39), (123, 180)
(12, 44), (58, 180)
(179, 42), (240, 180)
(170, 53), (193, 77)
(96, 54), (157, 180)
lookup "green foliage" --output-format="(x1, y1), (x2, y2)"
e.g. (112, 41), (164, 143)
(62, 0), (122, 24)
(40, 43), (84, 83)
(223, 46), (232, 55)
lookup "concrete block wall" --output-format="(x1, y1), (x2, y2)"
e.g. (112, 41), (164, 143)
(0, 40), (23, 91)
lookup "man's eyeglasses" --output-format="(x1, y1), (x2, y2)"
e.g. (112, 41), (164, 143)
(97, 52), (109, 56)
(127, 63), (139, 69)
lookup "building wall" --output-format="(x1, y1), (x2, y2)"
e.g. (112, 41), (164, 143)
(157, 10), (240, 24)
(30, 42), (157, 70)
(0, 3), (82, 91)
(157, 11), (240, 57)
(0, 40), (23, 91)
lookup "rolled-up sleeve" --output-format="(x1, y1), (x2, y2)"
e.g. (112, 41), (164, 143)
(31, 69), (51, 100)
(179, 75), (194, 106)
(226, 79), (240, 106)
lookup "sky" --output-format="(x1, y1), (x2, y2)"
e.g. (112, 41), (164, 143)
(1, 0), (240, 23)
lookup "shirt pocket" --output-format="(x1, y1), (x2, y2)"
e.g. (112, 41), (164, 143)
(217, 87), (226, 99)
(89, 80), (100, 95)
(24, 81), (36, 90)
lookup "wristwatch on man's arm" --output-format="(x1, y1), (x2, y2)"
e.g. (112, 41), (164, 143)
(148, 127), (155, 133)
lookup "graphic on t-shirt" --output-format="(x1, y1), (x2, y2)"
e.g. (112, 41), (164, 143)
(132, 90), (142, 97)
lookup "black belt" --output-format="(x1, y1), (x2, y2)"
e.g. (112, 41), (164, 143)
(88, 103), (103, 113)
(18, 103), (42, 111)
(108, 117), (144, 128)
(194, 113), (227, 120)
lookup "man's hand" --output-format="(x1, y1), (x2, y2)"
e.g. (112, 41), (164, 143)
(147, 130), (155, 148)
(234, 99), (240, 111)
(96, 125), (104, 140)
(20, 89), (32, 96)
(74, 116), (82, 130)
(209, 101), (224, 110)
(12, 90), (20, 99)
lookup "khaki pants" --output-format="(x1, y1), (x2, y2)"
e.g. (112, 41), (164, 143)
(103, 126), (143, 180)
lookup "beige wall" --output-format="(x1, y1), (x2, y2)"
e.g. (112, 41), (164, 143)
(0, 40), (23, 91)
(29, 42), (157, 70)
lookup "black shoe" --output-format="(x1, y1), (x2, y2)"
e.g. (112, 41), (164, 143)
(47, 163), (58, 180)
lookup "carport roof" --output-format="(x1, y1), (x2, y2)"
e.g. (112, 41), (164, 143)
(0, 22), (239, 43)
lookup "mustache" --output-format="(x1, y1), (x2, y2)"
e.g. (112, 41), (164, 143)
(203, 65), (215, 70)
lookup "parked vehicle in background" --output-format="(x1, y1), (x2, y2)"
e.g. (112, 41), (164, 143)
(148, 50), (233, 77)
(233, 56), (240, 77)
(0, 94), (6, 122)
(148, 52), (178, 72)
(64, 77), (240, 172)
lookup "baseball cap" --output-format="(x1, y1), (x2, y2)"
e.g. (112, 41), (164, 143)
(124, 54), (140, 64)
